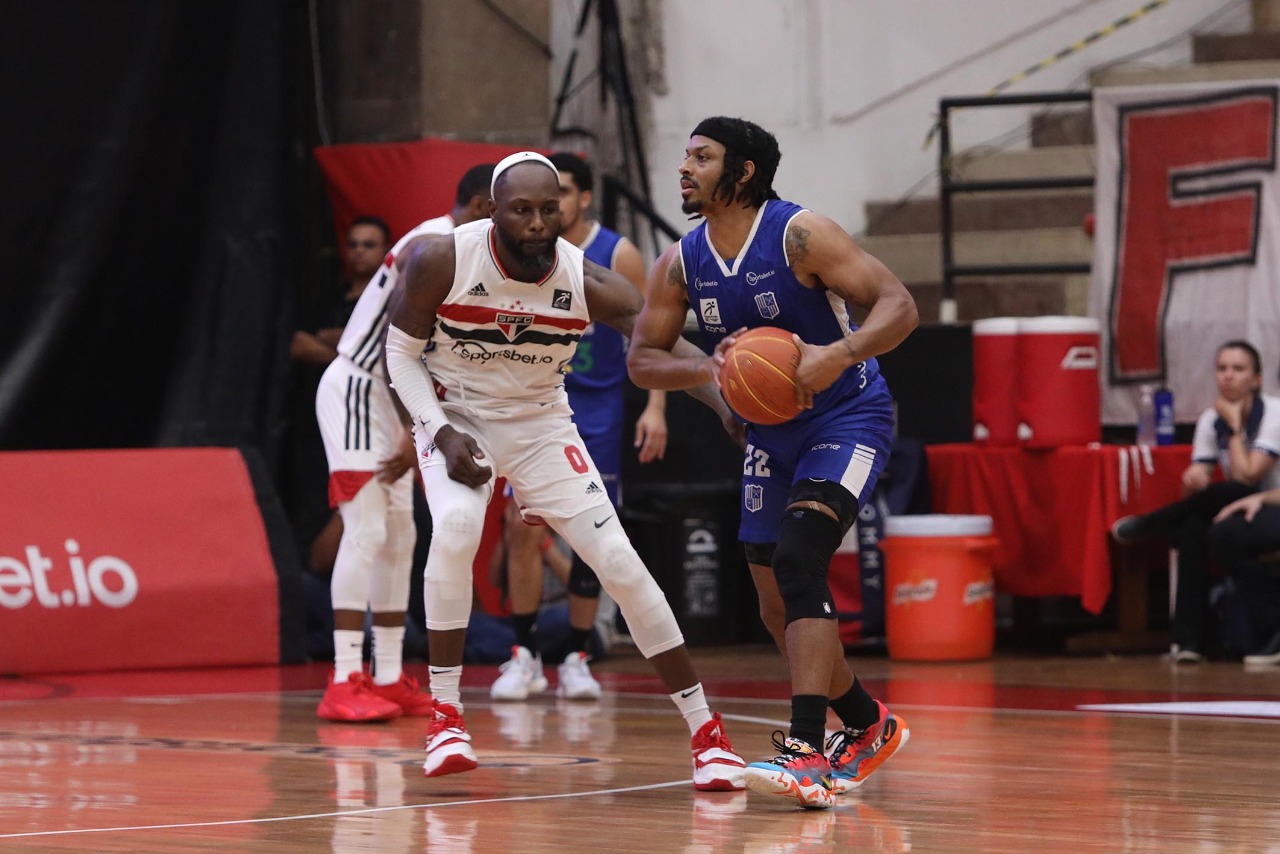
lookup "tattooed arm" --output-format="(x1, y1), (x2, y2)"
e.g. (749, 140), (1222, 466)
(784, 211), (918, 401)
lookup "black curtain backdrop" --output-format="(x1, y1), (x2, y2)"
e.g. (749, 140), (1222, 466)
(0, 1), (295, 463)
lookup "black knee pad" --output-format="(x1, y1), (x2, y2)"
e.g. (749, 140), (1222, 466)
(772, 507), (844, 625)
(788, 478), (859, 535)
(743, 541), (776, 567)
(567, 554), (602, 598)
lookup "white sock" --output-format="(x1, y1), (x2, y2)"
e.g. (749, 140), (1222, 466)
(429, 665), (464, 712)
(670, 682), (713, 735)
(371, 625), (405, 685)
(333, 629), (364, 682)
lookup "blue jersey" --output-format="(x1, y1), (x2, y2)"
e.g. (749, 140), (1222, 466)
(681, 199), (895, 544)
(565, 223), (627, 396)
(680, 199), (880, 427)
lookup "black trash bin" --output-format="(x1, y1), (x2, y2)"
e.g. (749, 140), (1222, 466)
(622, 480), (759, 647)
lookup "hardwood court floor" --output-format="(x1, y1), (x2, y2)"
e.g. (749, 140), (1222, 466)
(2, 647), (1280, 852)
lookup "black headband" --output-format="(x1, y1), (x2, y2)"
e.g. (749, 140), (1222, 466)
(691, 116), (779, 187)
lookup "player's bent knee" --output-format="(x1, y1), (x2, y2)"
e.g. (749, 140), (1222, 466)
(773, 507), (844, 625)
(553, 512), (683, 657)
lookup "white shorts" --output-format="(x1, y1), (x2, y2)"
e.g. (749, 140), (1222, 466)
(415, 406), (612, 521)
(317, 357), (413, 508)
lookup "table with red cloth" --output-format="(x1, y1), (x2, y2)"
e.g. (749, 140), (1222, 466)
(925, 444), (1190, 615)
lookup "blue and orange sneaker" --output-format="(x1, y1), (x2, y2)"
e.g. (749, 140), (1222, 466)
(826, 700), (909, 793)
(744, 733), (834, 809)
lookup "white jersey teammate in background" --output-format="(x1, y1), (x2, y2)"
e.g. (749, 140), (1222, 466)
(313, 164), (495, 722)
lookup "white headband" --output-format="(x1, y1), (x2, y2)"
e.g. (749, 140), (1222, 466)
(490, 151), (558, 197)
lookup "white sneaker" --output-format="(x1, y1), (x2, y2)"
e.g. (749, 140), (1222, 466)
(557, 651), (603, 700)
(489, 645), (547, 701)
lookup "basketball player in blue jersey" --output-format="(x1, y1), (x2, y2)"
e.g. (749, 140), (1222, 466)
(629, 117), (918, 809)
(491, 152), (668, 702)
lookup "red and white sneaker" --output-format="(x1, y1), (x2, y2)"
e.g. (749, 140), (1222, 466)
(423, 700), (479, 778)
(691, 713), (746, 791)
(317, 672), (402, 723)
(370, 672), (434, 716)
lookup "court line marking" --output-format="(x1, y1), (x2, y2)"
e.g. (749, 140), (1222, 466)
(0, 779), (690, 840)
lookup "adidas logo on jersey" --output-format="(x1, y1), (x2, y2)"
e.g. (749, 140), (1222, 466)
(467, 282), (489, 297)
(585, 481), (603, 495)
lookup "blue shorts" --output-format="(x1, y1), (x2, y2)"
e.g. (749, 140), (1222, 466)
(739, 377), (894, 545)
(569, 386), (623, 506)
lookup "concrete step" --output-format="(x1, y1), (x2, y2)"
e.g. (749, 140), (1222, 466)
(951, 145), (1095, 182)
(1031, 107), (1094, 147)
(903, 276), (1091, 324)
(1092, 58), (1280, 87)
(864, 188), (1093, 237)
(859, 227), (1093, 285)
(1193, 31), (1280, 63)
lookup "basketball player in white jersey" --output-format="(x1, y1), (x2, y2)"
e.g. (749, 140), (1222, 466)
(490, 152), (668, 704)
(385, 152), (747, 789)
(314, 164), (495, 722)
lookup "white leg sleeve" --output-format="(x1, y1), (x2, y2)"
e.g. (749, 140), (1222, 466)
(331, 480), (387, 611)
(422, 463), (491, 631)
(550, 511), (684, 659)
(368, 504), (416, 613)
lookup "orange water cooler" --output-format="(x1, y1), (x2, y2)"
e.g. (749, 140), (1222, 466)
(883, 515), (997, 661)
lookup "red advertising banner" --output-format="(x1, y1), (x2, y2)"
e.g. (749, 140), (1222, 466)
(314, 137), (548, 252)
(0, 448), (280, 673)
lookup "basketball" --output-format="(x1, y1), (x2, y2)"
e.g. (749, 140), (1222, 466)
(719, 326), (803, 425)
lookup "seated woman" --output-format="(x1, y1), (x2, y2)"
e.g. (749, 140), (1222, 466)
(1210, 488), (1280, 665)
(1111, 340), (1280, 661)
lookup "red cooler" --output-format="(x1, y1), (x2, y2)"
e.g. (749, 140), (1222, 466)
(971, 317), (1020, 445)
(1016, 316), (1100, 448)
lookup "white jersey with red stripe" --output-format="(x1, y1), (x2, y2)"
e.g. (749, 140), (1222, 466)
(336, 214), (455, 372)
(424, 219), (589, 420)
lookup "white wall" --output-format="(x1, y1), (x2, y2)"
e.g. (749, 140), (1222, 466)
(556, 0), (1250, 236)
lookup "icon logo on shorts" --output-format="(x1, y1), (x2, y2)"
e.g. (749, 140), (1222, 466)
(699, 298), (721, 325)
(496, 312), (534, 341)
(754, 291), (780, 319)
(593, 516), (612, 528)
(467, 282), (489, 297)
(744, 484), (764, 513)
(585, 482), (603, 495)
(551, 288), (572, 310)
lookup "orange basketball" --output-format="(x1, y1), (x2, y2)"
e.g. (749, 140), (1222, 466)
(719, 327), (803, 425)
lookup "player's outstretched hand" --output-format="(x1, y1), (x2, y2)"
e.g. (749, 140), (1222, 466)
(435, 425), (492, 487)
(710, 327), (750, 388)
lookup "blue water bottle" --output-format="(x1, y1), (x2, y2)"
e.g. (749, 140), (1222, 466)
(1155, 387), (1175, 446)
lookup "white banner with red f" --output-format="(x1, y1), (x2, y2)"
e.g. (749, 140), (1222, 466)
(1090, 80), (1280, 425)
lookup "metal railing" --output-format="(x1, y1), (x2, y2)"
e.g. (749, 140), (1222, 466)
(937, 90), (1094, 322)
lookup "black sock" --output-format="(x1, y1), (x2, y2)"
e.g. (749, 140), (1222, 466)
(789, 694), (828, 749)
(567, 626), (593, 655)
(830, 679), (881, 732)
(512, 612), (538, 655)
